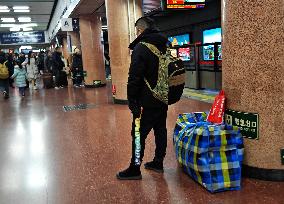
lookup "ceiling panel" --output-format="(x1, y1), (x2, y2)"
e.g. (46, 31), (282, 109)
(143, 0), (161, 14)
(71, 0), (105, 16)
(0, 0), (56, 32)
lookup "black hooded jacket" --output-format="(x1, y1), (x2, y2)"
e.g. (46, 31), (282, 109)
(72, 53), (83, 71)
(127, 28), (168, 108)
(0, 55), (6, 65)
(52, 51), (65, 72)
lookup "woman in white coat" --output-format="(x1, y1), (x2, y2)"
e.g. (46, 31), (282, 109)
(22, 52), (39, 90)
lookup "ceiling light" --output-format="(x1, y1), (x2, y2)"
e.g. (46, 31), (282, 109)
(23, 27), (33, 31)
(0, 9), (10, 12)
(1, 18), (15, 22)
(18, 17), (31, 22)
(10, 27), (21, 31)
(0, 24), (16, 27)
(14, 10), (30, 13)
(22, 23), (37, 27)
(13, 6), (29, 10)
(0, 6), (9, 9)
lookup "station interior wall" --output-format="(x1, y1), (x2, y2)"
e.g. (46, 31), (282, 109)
(153, 0), (222, 90)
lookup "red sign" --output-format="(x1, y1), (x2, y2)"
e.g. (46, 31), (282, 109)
(207, 90), (225, 124)
(167, 0), (205, 9)
(112, 85), (116, 96)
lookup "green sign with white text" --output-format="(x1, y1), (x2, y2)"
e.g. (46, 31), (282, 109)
(225, 109), (259, 140)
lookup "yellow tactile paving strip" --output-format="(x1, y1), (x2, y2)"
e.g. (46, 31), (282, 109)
(182, 89), (218, 103)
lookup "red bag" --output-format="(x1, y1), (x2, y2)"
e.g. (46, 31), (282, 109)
(207, 90), (225, 124)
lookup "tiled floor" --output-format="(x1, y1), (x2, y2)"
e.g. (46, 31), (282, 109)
(0, 86), (283, 204)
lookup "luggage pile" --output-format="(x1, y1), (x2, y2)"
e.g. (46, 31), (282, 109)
(173, 91), (244, 193)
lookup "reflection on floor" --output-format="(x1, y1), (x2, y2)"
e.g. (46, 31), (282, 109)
(183, 88), (219, 103)
(0, 86), (283, 204)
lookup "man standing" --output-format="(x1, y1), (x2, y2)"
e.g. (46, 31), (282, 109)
(71, 48), (84, 87)
(117, 17), (168, 180)
(52, 47), (65, 89)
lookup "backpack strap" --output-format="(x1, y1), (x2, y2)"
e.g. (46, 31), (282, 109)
(140, 42), (161, 57)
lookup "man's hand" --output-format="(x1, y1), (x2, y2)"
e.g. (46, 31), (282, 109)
(128, 100), (141, 118)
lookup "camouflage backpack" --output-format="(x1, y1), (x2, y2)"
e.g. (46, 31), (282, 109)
(0, 61), (9, 79)
(141, 42), (185, 105)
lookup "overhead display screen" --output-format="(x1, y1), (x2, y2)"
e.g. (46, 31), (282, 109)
(166, 0), (205, 9)
(168, 34), (190, 47)
(203, 28), (222, 60)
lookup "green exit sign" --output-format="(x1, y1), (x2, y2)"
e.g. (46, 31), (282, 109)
(225, 109), (259, 140)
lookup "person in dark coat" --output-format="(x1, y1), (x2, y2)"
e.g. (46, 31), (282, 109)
(6, 54), (15, 88)
(37, 51), (45, 74)
(0, 52), (9, 99)
(52, 47), (65, 89)
(18, 53), (26, 64)
(117, 17), (169, 180)
(44, 51), (53, 73)
(71, 48), (84, 87)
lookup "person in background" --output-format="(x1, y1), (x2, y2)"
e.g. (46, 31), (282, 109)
(0, 52), (9, 99)
(44, 50), (53, 73)
(37, 51), (45, 75)
(23, 51), (39, 90)
(14, 53), (19, 61)
(11, 60), (27, 97)
(18, 53), (26, 64)
(52, 47), (65, 89)
(104, 52), (111, 80)
(6, 54), (15, 88)
(71, 48), (84, 88)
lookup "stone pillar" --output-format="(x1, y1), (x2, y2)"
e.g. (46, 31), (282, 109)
(106, 0), (143, 101)
(67, 31), (81, 52)
(62, 37), (69, 60)
(222, 0), (284, 180)
(79, 14), (106, 86)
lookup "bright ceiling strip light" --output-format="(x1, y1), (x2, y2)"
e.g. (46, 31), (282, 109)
(0, 9), (10, 12)
(0, 24), (16, 27)
(14, 10), (30, 13)
(21, 23), (37, 27)
(10, 27), (21, 31)
(1, 18), (15, 22)
(0, 6), (9, 9)
(0, 23), (37, 28)
(18, 17), (31, 22)
(13, 6), (29, 10)
(23, 27), (33, 31)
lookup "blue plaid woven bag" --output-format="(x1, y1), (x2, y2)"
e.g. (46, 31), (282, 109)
(173, 112), (244, 193)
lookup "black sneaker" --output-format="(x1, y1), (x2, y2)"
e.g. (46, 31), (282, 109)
(144, 161), (164, 173)
(116, 165), (142, 180)
(3, 91), (9, 99)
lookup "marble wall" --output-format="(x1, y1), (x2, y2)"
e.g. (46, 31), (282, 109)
(222, 0), (284, 169)
(68, 31), (81, 51)
(79, 15), (106, 85)
(105, 0), (142, 100)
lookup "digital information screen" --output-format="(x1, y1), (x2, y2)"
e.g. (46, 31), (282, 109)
(168, 34), (190, 47)
(178, 47), (191, 61)
(203, 28), (222, 60)
(166, 0), (205, 9)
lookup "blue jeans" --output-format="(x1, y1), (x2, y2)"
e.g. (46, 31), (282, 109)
(19, 87), (25, 96)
